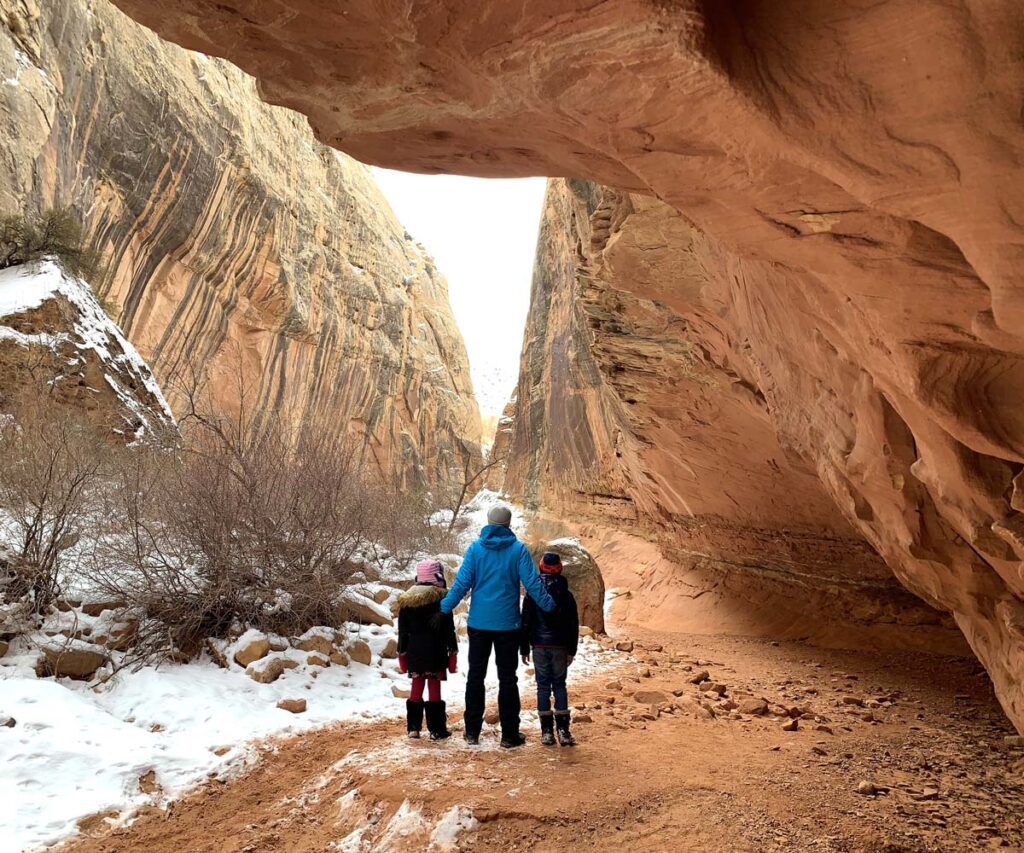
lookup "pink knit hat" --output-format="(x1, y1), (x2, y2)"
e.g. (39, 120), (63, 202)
(415, 559), (445, 587)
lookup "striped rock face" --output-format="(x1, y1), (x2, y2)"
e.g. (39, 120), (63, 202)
(44, 0), (1024, 731)
(0, 0), (481, 489)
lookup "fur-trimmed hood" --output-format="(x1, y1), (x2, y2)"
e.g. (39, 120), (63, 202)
(395, 583), (446, 611)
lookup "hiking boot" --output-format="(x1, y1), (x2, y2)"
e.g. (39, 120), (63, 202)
(539, 711), (556, 746)
(425, 701), (451, 740)
(499, 732), (527, 749)
(463, 731), (480, 746)
(555, 711), (576, 747)
(406, 700), (424, 739)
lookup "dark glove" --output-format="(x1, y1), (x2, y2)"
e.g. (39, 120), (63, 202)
(448, 652), (458, 674)
(398, 654), (408, 674)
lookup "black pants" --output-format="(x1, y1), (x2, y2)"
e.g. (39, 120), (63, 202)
(465, 627), (520, 737)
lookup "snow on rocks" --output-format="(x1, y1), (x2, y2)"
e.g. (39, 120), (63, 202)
(0, 260), (174, 439)
(335, 588), (394, 627)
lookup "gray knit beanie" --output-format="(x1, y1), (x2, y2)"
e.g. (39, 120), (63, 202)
(486, 505), (513, 527)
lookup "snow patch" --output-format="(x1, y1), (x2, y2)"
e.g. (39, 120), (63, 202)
(429, 805), (478, 851)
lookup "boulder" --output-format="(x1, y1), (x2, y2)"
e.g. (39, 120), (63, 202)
(294, 632), (335, 657)
(306, 652), (330, 667)
(39, 644), (106, 680)
(233, 634), (271, 667)
(0, 640), (7, 658)
(738, 697), (769, 716)
(391, 684), (411, 698)
(246, 656), (296, 683)
(347, 639), (373, 666)
(277, 698), (307, 714)
(104, 622), (138, 652)
(484, 708), (500, 726)
(380, 638), (398, 659)
(531, 538), (605, 633)
(206, 638), (230, 669)
(371, 588), (391, 605)
(615, 641), (634, 653)
(268, 636), (289, 652)
(330, 651), (351, 666)
(335, 590), (393, 627)
(81, 599), (124, 618)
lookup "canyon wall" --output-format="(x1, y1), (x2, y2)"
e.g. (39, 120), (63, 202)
(0, 0), (481, 489)
(496, 178), (967, 655)
(100, 0), (1024, 731)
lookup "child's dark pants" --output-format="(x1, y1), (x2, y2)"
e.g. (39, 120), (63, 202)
(533, 646), (569, 712)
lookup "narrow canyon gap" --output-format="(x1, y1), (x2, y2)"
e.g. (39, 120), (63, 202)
(102, 0), (1024, 733)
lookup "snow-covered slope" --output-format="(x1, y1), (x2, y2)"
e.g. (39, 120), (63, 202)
(0, 261), (174, 438)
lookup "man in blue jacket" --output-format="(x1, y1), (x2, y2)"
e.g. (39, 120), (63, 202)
(440, 504), (556, 748)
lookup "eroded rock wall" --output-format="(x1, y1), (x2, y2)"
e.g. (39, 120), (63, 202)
(498, 179), (967, 656)
(0, 0), (481, 489)
(96, 0), (1024, 730)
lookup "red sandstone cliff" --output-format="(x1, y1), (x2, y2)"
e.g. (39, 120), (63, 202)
(101, 0), (1024, 731)
(0, 0), (481, 489)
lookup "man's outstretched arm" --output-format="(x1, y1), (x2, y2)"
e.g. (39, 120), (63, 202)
(517, 546), (556, 612)
(440, 548), (475, 614)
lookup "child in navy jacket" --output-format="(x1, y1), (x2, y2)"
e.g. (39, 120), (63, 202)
(520, 552), (580, 746)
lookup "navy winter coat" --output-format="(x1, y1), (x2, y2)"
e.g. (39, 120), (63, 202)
(520, 573), (579, 656)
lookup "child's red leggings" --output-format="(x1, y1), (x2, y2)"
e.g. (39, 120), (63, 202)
(409, 676), (441, 702)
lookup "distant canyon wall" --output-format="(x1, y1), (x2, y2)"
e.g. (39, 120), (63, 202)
(92, 0), (1024, 731)
(0, 0), (481, 489)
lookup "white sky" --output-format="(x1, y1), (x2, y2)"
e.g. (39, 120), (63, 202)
(370, 167), (546, 425)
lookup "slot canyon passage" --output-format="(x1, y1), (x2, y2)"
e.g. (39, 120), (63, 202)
(2, 0), (1024, 851)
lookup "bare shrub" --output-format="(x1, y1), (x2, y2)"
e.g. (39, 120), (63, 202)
(0, 207), (102, 281)
(440, 449), (507, 534)
(87, 367), (446, 658)
(0, 391), (114, 616)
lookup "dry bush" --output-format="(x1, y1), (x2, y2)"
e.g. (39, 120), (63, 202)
(0, 390), (116, 616)
(86, 367), (445, 658)
(0, 207), (102, 281)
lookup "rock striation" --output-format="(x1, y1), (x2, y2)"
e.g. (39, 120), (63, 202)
(92, 0), (1024, 731)
(0, 0), (481, 489)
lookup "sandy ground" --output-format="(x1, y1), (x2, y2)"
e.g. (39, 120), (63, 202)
(67, 627), (1024, 852)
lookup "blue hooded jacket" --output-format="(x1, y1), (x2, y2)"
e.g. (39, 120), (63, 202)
(440, 525), (556, 630)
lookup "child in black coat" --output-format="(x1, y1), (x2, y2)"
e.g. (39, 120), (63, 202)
(520, 552), (580, 746)
(396, 559), (458, 740)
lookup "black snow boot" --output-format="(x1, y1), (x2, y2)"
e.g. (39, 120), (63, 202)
(425, 701), (451, 740)
(555, 711), (576, 747)
(539, 711), (556, 746)
(499, 731), (527, 749)
(406, 700), (424, 738)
